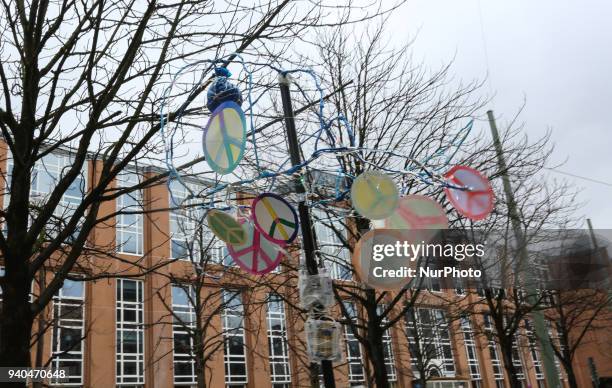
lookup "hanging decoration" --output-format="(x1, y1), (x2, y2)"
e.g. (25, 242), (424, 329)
(206, 209), (247, 245)
(384, 194), (448, 230)
(159, 59), (495, 368)
(160, 57), (493, 283)
(350, 170), (399, 220)
(298, 268), (334, 309)
(444, 165), (494, 221)
(305, 318), (343, 362)
(226, 220), (285, 275)
(252, 192), (300, 244)
(202, 101), (247, 175)
(206, 67), (243, 112)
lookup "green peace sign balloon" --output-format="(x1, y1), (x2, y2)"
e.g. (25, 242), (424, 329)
(207, 209), (247, 245)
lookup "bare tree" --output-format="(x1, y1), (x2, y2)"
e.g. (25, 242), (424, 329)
(452, 106), (583, 388)
(288, 20), (486, 387)
(0, 1), (405, 382)
(544, 288), (612, 388)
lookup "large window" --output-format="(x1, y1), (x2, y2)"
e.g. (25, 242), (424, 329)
(169, 181), (198, 260)
(5, 152), (87, 238)
(483, 314), (504, 382)
(524, 319), (544, 382)
(312, 209), (351, 280)
(266, 294), (291, 388)
(116, 172), (143, 255)
(172, 285), (196, 385)
(222, 290), (248, 386)
(511, 334), (525, 381)
(6, 152), (86, 206)
(546, 320), (565, 378)
(460, 315), (481, 384)
(405, 308), (455, 378)
(378, 305), (397, 382)
(343, 301), (365, 383)
(116, 279), (144, 386)
(51, 279), (85, 386)
(169, 180), (229, 264)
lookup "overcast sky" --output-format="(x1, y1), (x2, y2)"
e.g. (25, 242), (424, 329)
(387, 0), (612, 228)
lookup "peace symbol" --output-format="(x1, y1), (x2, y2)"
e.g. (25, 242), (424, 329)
(207, 209), (247, 245)
(351, 171), (399, 220)
(252, 193), (299, 244)
(226, 220), (285, 275)
(384, 195), (448, 230)
(202, 101), (246, 175)
(444, 165), (494, 221)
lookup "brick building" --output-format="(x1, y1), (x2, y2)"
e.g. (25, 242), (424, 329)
(0, 149), (611, 388)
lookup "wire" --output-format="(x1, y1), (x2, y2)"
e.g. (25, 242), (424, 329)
(160, 58), (478, 214)
(544, 167), (612, 187)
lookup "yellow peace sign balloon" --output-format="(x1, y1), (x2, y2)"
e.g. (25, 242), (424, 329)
(207, 209), (247, 245)
(351, 171), (399, 220)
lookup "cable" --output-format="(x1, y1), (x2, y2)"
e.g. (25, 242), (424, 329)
(544, 167), (612, 187)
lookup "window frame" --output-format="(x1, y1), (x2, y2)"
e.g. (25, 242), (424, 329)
(51, 278), (86, 386)
(116, 278), (145, 386)
(116, 171), (144, 256)
(172, 284), (197, 385)
(266, 294), (291, 385)
(222, 290), (248, 385)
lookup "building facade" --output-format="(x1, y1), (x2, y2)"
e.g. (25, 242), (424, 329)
(0, 149), (611, 388)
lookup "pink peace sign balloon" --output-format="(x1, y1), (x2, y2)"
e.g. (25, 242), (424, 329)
(226, 220), (286, 275)
(444, 165), (494, 221)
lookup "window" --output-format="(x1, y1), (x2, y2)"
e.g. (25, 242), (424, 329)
(425, 382), (470, 388)
(169, 181), (198, 260)
(460, 315), (481, 382)
(222, 290), (248, 386)
(377, 305), (397, 382)
(455, 276), (465, 295)
(524, 319), (544, 381)
(5, 152), (87, 238)
(420, 258), (441, 292)
(6, 152), (86, 207)
(312, 209), (351, 280)
(172, 285), (196, 385)
(405, 308), (455, 378)
(266, 294), (291, 386)
(509, 321), (525, 381)
(51, 279), (85, 386)
(116, 172), (143, 255)
(116, 279), (144, 386)
(343, 301), (365, 383)
(546, 320), (565, 378)
(483, 314), (504, 381)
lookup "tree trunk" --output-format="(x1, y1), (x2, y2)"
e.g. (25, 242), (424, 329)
(370, 348), (389, 388)
(0, 266), (34, 388)
(499, 338), (522, 388)
(364, 291), (389, 388)
(194, 327), (206, 388)
(562, 359), (578, 388)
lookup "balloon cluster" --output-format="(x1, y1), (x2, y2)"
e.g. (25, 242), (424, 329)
(160, 57), (495, 278)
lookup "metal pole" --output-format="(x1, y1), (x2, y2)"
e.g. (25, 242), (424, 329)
(487, 110), (561, 388)
(279, 73), (337, 388)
